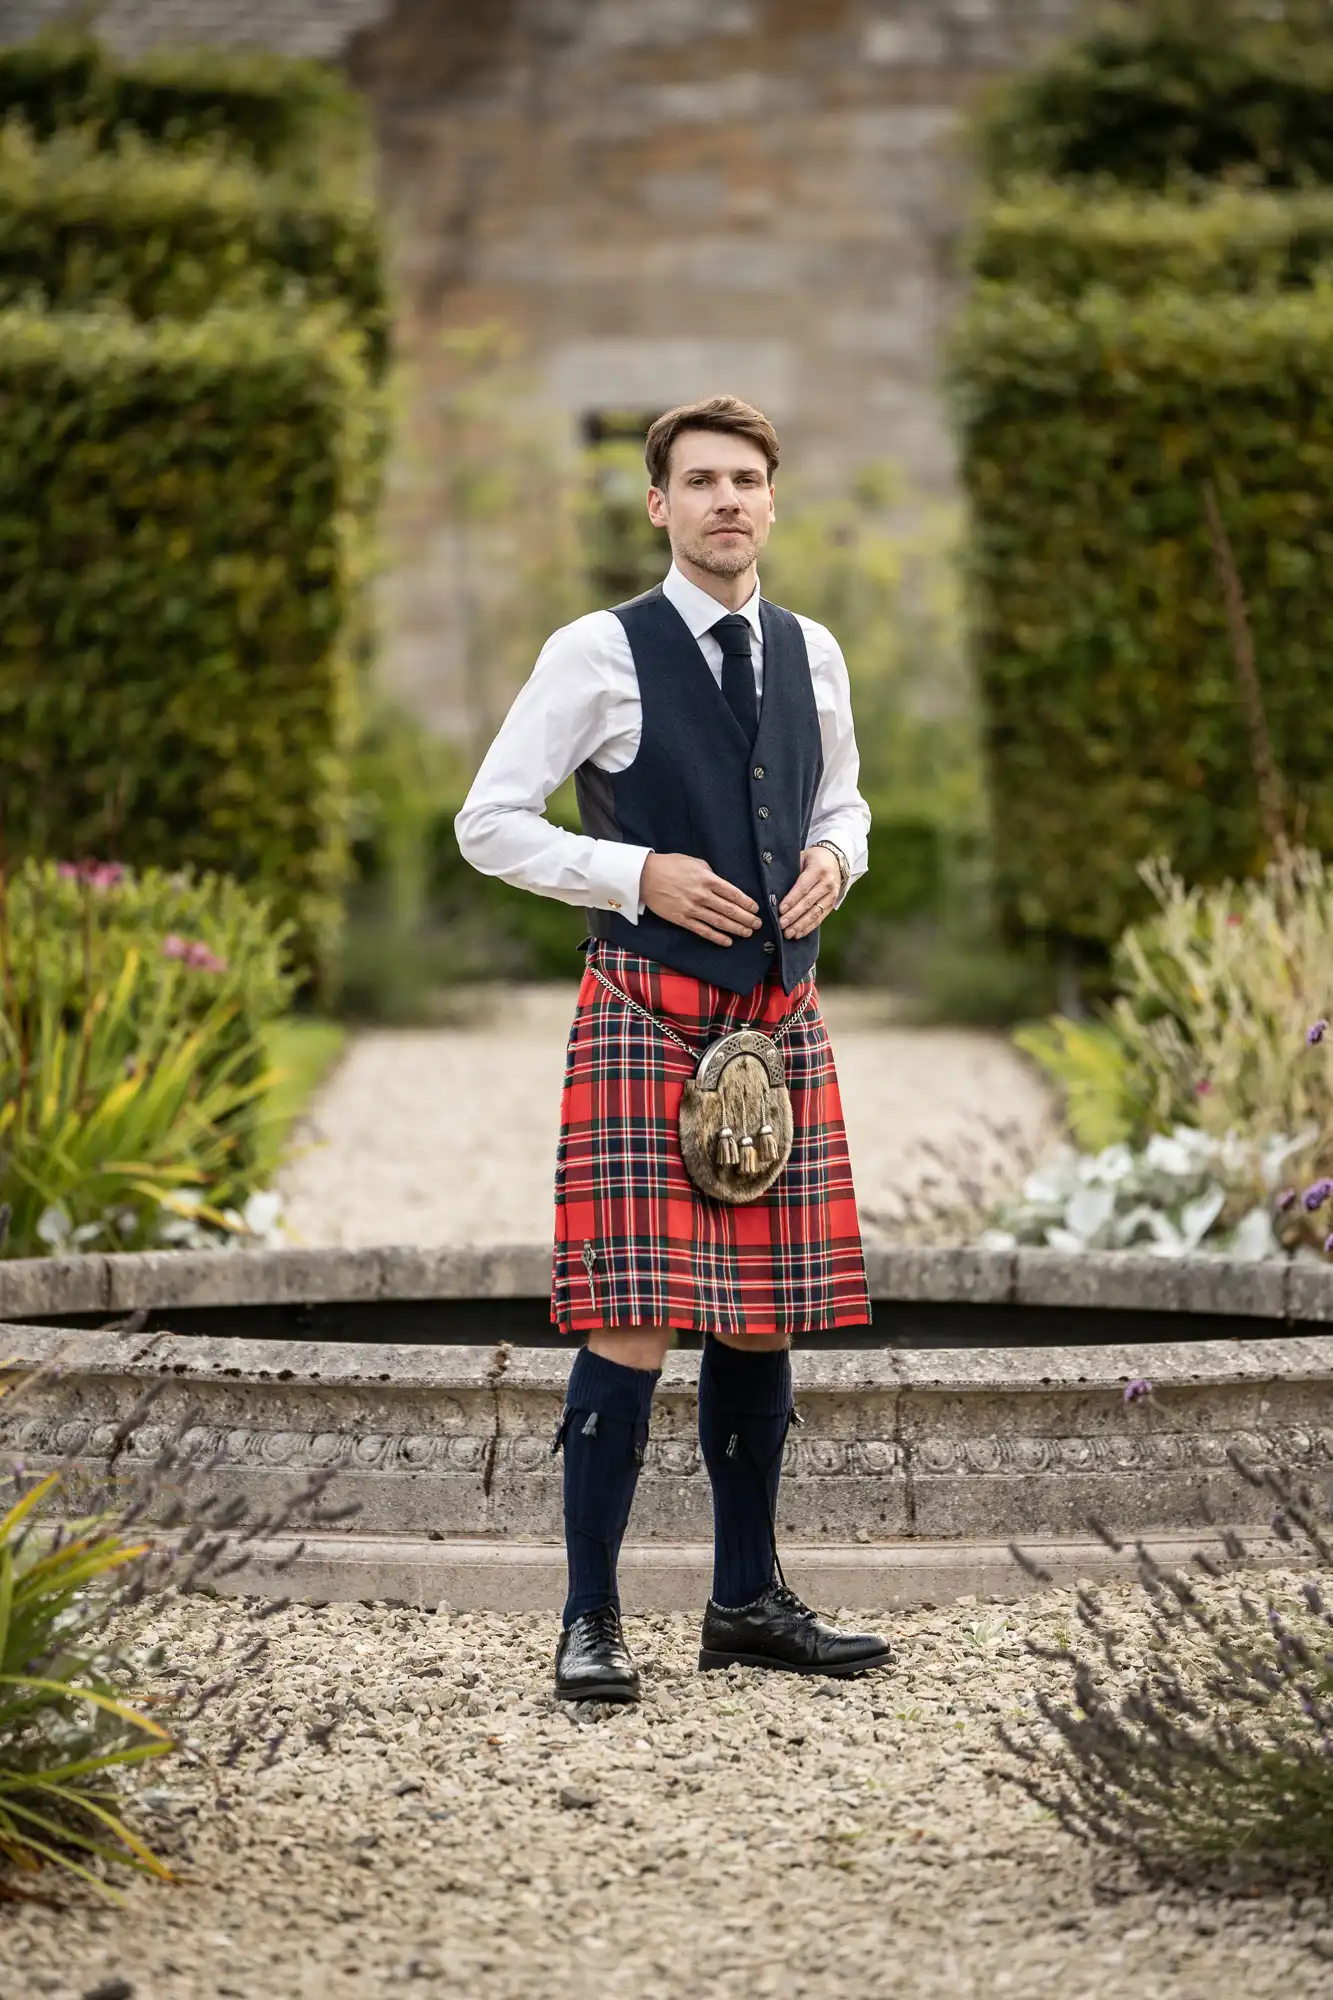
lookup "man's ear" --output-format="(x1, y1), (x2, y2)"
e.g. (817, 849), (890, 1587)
(646, 485), (668, 529)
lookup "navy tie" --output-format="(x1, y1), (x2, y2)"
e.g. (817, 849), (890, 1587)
(711, 614), (759, 746)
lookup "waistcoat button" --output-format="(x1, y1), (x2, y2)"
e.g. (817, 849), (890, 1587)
(757, 806), (769, 820)
(762, 849), (773, 863)
(753, 765), (765, 779)
(769, 892), (778, 906)
(763, 941), (775, 954)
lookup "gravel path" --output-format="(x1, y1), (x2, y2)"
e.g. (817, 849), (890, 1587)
(6, 1583), (1330, 2000)
(278, 987), (1054, 1247)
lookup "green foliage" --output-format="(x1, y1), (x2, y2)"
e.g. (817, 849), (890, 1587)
(1013, 1016), (1137, 1151)
(1108, 848), (1333, 1168)
(0, 33), (366, 175)
(0, 1457), (175, 1899)
(0, 123), (388, 373)
(952, 280), (1333, 947)
(581, 438), (669, 603)
(978, 0), (1333, 190)
(0, 304), (376, 980)
(0, 859), (294, 1257)
(971, 180), (1333, 298)
(254, 1017), (347, 1183)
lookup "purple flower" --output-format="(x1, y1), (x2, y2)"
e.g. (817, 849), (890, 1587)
(1309, 1019), (1329, 1046)
(1324, 1230), (1333, 1255)
(1304, 1178), (1333, 1213)
(162, 933), (188, 961)
(1276, 1188), (1297, 1212)
(163, 934), (228, 974)
(1195, 1078), (1212, 1096)
(1124, 1377), (1153, 1405)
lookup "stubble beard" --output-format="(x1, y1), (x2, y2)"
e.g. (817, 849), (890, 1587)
(679, 527), (757, 578)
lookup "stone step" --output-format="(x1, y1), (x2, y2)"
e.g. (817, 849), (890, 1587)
(185, 1530), (1290, 1614)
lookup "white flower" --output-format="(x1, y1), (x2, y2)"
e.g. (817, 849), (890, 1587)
(242, 1190), (283, 1239)
(1228, 1207), (1277, 1262)
(1080, 1143), (1135, 1186)
(36, 1203), (72, 1249)
(1064, 1184), (1117, 1243)
(978, 1228), (1017, 1252)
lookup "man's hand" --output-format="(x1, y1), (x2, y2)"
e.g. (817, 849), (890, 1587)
(640, 854), (761, 947)
(779, 846), (841, 940)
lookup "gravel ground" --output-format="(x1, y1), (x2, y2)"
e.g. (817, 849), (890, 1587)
(6, 1582), (1330, 2000)
(277, 986), (1054, 1248)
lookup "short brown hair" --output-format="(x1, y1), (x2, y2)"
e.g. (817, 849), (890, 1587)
(644, 394), (780, 489)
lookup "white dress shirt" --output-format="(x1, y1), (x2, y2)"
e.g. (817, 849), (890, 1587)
(455, 563), (871, 921)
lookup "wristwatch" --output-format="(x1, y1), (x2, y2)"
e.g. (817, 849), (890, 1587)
(812, 839), (851, 903)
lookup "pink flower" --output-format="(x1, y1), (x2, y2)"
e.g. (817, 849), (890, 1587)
(161, 934), (227, 973)
(57, 858), (124, 889)
(1195, 1078), (1213, 1096)
(1226, 913), (1241, 927)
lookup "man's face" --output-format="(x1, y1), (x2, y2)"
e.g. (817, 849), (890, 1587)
(647, 429), (775, 577)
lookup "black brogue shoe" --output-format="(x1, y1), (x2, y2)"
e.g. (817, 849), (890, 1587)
(699, 1583), (892, 1677)
(554, 1605), (641, 1704)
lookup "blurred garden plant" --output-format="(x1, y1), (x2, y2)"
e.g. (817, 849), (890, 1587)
(0, 857), (296, 1257)
(1002, 1457), (1333, 1883)
(0, 1357), (354, 1899)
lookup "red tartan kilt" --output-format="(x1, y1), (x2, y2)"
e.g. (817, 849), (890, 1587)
(552, 942), (870, 1339)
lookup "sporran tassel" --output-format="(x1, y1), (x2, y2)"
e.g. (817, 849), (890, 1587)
(758, 1121), (779, 1165)
(739, 1137), (758, 1174)
(716, 1125), (740, 1168)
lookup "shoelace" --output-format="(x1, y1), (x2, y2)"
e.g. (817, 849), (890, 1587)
(578, 1604), (624, 1648)
(768, 1584), (816, 1622)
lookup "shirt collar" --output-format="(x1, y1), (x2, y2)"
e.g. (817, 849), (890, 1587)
(663, 562), (763, 642)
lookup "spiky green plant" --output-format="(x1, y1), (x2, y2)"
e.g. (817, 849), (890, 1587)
(0, 1408), (176, 1901)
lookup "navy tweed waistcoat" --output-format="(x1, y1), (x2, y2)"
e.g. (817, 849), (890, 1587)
(576, 584), (825, 995)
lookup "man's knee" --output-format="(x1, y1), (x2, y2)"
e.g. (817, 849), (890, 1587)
(709, 1329), (791, 1355)
(587, 1324), (673, 1371)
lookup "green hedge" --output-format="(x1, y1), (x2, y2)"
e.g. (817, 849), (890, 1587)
(0, 36), (364, 173)
(0, 127), (388, 372)
(977, 3), (1333, 190)
(0, 304), (375, 982)
(952, 280), (1333, 947)
(971, 182), (1333, 298)
(413, 805), (943, 983)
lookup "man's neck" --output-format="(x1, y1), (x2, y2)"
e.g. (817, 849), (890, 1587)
(670, 551), (759, 612)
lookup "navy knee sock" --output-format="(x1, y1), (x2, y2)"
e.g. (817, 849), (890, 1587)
(558, 1346), (660, 1628)
(697, 1336), (793, 1610)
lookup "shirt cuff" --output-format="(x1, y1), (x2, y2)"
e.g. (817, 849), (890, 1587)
(586, 841), (652, 924)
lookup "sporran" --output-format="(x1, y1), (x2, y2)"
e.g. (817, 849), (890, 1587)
(586, 960), (813, 1205)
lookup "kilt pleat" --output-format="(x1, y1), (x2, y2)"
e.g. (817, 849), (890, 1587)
(551, 942), (870, 1339)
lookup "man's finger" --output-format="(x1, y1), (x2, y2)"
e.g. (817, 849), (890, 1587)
(706, 874), (758, 914)
(688, 919), (733, 945)
(700, 899), (760, 934)
(778, 868), (820, 916)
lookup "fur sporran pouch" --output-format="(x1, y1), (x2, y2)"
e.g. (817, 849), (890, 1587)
(587, 961), (813, 1205)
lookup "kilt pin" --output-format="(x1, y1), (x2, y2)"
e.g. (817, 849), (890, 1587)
(552, 941), (871, 1338)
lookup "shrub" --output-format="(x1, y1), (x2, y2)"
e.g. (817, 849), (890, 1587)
(0, 1454), (175, 1898)
(971, 181), (1333, 299)
(0, 304), (375, 981)
(952, 280), (1333, 949)
(0, 859), (293, 1258)
(0, 123), (388, 374)
(0, 34), (366, 175)
(977, 0), (1333, 191)
(1003, 1462), (1333, 1882)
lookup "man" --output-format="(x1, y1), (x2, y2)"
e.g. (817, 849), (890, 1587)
(457, 393), (889, 1701)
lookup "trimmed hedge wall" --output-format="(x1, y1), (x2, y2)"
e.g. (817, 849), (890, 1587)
(416, 806), (943, 982)
(953, 281), (1333, 947)
(0, 129), (387, 372)
(0, 305), (374, 981)
(0, 36), (363, 172)
(977, 5), (1333, 190)
(971, 182), (1333, 298)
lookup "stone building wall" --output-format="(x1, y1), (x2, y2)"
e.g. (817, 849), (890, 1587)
(7, 0), (1084, 734)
